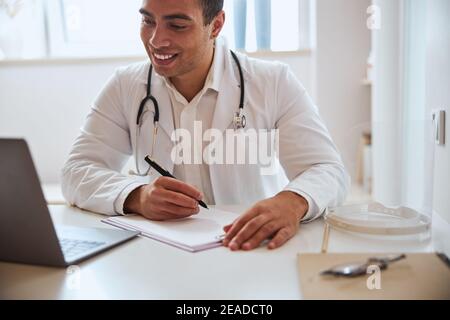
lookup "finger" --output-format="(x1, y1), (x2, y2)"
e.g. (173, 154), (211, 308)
(160, 201), (200, 218)
(144, 211), (178, 221)
(141, 206), (178, 221)
(267, 227), (295, 250)
(222, 224), (233, 244)
(142, 202), (196, 221)
(241, 220), (283, 250)
(156, 177), (203, 200)
(226, 214), (272, 250)
(157, 188), (199, 209)
(223, 207), (260, 246)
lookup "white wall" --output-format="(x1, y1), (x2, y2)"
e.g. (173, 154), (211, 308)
(0, 54), (314, 183)
(426, 0), (450, 223)
(0, 57), (141, 183)
(371, 0), (449, 224)
(316, 0), (372, 182)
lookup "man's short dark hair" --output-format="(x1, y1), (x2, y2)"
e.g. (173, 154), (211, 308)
(198, 0), (224, 25)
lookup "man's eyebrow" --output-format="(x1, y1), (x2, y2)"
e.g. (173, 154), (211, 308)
(139, 9), (193, 22)
(139, 8), (150, 16)
(139, 8), (151, 16)
(163, 14), (193, 21)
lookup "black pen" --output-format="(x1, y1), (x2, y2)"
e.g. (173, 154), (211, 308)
(144, 156), (209, 210)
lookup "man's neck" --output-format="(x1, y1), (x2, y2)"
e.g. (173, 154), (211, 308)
(169, 46), (215, 102)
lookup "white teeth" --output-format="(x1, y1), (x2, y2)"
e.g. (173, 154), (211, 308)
(154, 53), (175, 60)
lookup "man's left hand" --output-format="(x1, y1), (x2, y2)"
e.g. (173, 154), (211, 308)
(222, 191), (309, 251)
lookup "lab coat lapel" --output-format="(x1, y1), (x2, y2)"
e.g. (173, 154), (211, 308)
(138, 63), (175, 140)
(151, 76), (175, 140)
(211, 48), (243, 134)
(139, 71), (175, 173)
(209, 46), (252, 205)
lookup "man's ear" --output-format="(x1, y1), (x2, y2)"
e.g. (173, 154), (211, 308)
(210, 10), (225, 39)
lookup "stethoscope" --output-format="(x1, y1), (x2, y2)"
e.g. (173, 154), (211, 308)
(132, 50), (246, 176)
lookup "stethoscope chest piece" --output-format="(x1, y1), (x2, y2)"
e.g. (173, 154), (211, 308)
(233, 110), (246, 130)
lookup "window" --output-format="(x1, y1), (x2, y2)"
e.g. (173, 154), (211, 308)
(222, 0), (315, 52)
(0, 0), (315, 60)
(0, 0), (47, 59)
(46, 0), (143, 57)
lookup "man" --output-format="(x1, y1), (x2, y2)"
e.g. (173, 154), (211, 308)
(62, 0), (350, 251)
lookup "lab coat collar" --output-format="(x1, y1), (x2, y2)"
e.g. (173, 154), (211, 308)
(209, 40), (224, 92)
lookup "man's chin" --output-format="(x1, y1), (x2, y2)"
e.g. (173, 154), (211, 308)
(152, 66), (178, 78)
(150, 58), (177, 76)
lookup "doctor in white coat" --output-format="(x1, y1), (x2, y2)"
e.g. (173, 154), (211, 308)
(62, 0), (350, 251)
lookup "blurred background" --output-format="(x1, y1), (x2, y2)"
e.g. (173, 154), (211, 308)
(0, 0), (448, 224)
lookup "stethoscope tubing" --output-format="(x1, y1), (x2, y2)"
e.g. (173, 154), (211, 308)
(133, 50), (245, 176)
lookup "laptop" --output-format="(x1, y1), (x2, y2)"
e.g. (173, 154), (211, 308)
(0, 138), (139, 267)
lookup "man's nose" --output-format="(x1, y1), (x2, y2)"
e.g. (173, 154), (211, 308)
(149, 26), (171, 49)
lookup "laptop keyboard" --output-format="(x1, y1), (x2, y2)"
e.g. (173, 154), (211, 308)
(59, 238), (106, 259)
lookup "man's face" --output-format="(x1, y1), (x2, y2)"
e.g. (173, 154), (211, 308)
(140, 0), (216, 78)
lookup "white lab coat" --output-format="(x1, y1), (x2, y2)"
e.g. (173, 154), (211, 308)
(61, 39), (350, 221)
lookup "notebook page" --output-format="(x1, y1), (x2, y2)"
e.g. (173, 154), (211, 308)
(103, 208), (238, 251)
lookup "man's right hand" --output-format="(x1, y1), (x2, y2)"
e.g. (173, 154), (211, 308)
(123, 177), (203, 221)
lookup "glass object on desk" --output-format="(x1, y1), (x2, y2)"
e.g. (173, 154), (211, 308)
(324, 202), (432, 241)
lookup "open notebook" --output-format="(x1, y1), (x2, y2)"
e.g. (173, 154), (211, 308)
(102, 208), (238, 252)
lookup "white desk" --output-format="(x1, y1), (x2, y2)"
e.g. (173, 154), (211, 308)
(1, 205), (449, 300)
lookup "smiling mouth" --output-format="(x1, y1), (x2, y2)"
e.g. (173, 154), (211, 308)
(152, 52), (178, 66)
